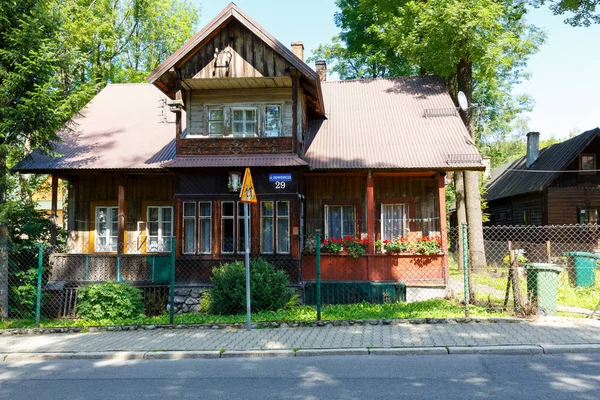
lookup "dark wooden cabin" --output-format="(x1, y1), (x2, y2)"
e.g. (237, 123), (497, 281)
(14, 3), (483, 304)
(486, 128), (600, 226)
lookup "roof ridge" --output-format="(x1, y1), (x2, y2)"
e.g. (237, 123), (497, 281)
(322, 76), (441, 84)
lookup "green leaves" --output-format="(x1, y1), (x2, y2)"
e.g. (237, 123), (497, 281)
(76, 282), (145, 321)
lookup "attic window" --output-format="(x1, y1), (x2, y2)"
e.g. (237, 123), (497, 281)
(580, 154), (596, 174)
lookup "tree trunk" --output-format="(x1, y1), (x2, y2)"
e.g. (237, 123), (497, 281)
(457, 56), (486, 302)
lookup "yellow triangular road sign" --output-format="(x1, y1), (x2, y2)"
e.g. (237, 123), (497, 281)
(240, 167), (257, 203)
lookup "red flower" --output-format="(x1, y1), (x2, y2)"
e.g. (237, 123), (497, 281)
(322, 240), (328, 245)
(383, 240), (390, 244)
(345, 235), (352, 240)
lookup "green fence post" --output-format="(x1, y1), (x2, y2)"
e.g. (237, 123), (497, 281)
(169, 237), (176, 325)
(462, 223), (470, 318)
(316, 230), (321, 321)
(84, 255), (89, 281)
(116, 256), (121, 282)
(35, 244), (43, 328)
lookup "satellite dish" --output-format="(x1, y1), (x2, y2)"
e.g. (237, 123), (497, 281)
(457, 91), (468, 111)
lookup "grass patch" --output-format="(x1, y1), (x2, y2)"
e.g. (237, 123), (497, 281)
(0, 298), (504, 330)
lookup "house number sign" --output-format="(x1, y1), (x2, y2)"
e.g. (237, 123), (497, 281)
(269, 173), (292, 190)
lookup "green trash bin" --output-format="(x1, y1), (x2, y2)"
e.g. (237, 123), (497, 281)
(524, 263), (563, 316)
(562, 252), (599, 288)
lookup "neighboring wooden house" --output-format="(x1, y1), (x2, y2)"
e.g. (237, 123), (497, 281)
(14, 3), (482, 304)
(486, 128), (600, 226)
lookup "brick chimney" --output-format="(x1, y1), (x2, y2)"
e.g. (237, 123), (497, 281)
(315, 60), (327, 82)
(526, 131), (540, 168)
(291, 41), (304, 62)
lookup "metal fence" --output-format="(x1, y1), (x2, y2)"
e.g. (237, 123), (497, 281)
(1, 224), (600, 328)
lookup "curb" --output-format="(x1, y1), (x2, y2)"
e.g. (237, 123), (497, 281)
(3, 344), (600, 361)
(0, 317), (529, 336)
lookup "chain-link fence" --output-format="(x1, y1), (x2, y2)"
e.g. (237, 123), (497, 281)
(456, 224), (600, 317)
(2, 224), (600, 328)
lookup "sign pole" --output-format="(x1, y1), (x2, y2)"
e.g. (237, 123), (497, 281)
(239, 167), (257, 331)
(245, 202), (251, 331)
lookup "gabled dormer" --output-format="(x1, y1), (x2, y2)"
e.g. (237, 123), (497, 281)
(147, 2), (324, 157)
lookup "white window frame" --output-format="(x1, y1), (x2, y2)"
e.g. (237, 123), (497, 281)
(182, 202), (196, 254)
(146, 206), (173, 253)
(221, 201), (235, 254)
(264, 104), (283, 137)
(207, 107), (225, 136)
(231, 107), (257, 137)
(198, 201), (212, 254)
(324, 205), (356, 239)
(380, 203), (408, 241)
(276, 201), (290, 254)
(260, 201), (274, 254)
(237, 202), (251, 253)
(94, 206), (118, 253)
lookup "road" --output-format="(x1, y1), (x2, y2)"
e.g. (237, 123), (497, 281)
(1, 354), (599, 399)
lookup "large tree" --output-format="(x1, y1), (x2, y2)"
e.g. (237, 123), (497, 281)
(532, 0), (600, 26)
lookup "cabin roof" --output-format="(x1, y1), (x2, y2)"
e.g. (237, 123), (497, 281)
(486, 127), (600, 201)
(304, 76), (482, 170)
(13, 84), (179, 173)
(14, 78), (485, 173)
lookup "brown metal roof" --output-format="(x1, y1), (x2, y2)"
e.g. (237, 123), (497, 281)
(303, 77), (483, 170)
(165, 154), (307, 168)
(13, 84), (179, 172)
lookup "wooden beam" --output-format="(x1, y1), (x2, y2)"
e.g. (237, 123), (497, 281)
(373, 172), (437, 177)
(117, 178), (126, 255)
(292, 72), (298, 154)
(438, 174), (449, 283)
(367, 171), (375, 255)
(50, 175), (58, 247)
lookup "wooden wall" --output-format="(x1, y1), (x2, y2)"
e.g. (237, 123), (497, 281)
(179, 19), (292, 80)
(547, 187), (600, 225)
(67, 174), (175, 252)
(486, 193), (543, 226)
(304, 174), (440, 238)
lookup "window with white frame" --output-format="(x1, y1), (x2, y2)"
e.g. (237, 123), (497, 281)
(264, 105), (282, 137)
(232, 108), (257, 137)
(208, 108), (225, 136)
(183, 201), (213, 254)
(277, 201), (290, 253)
(221, 201), (235, 253)
(182, 202), (196, 254)
(237, 202), (251, 253)
(198, 202), (212, 253)
(260, 201), (290, 254)
(95, 206), (118, 252)
(261, 202), (274, 253)
(381, 204), (407, 241)
(147, 206), (173, 252)
(324, 205), (356, 239)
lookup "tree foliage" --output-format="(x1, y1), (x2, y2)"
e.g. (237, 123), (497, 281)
(532, 0), (600, 26)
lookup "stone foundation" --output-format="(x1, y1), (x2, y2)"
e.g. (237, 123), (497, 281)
(406, 286), (446, 303)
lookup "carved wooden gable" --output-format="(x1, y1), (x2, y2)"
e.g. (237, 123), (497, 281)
(179, 19), (293, 82)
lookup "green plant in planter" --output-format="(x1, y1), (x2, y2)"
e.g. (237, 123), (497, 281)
(379, 237), (413, 254)
(342, 236), (368, 258)
(414, 236), (442, 255)
(321, 237), (343, 254)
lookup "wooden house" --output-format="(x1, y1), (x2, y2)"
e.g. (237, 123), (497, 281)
(486, 128), (600, 226)
(14, 3), (482, 305)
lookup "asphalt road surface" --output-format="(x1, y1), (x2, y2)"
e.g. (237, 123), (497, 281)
(1, 353), (599, 399)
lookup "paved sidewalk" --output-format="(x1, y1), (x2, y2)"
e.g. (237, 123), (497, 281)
(1, 318), (599, 359)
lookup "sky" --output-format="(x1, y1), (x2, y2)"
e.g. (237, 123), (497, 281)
(194, 1), (599, 140)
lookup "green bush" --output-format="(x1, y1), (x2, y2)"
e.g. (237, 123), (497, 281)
(210, 258), (295, 315)
(9, 267), (38, 318)
(76, 282), (145, 321)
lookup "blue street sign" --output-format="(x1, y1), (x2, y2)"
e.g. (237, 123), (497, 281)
(269, 173), (292, 182)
